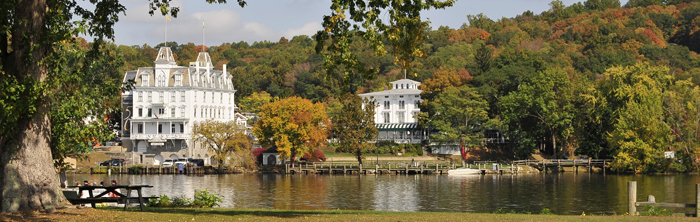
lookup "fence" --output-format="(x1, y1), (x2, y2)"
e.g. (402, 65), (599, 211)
(628, 181), (699, 217)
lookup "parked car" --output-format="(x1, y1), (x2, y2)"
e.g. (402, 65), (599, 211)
(99, 158), (125, 167)
(174, 158), (189, 166)
(162, 159), (174, 166)
(188, 158), (205, 166)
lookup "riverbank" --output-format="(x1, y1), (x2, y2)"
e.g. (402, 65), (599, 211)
(0, 207), (694, 222)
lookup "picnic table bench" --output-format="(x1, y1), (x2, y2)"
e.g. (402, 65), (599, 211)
(65, 185), (155, 211)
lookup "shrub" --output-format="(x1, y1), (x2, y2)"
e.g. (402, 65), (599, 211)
(252, 148), (265, 164)
(148, 195), (173, 207)
(193, 190), (223, 208)
(640, 205), (672, 216)
(129, 166), (143, 172)
(301, 150), (327, 162)
(540, 208), (553, 215)
(171, 195), (192, 207)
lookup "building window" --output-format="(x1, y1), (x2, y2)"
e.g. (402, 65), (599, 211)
(137, 124), (143, 134)
(137, 92), (142, 102)
(384, 101), (390, 109)
(180, 107), (185, 117)
(194, 108), (197, 117)
(158, 124), (163, 133)
(147, 92), (152, 102)
(397, 112), (405, 123)
(138, 108), (142, 117)
(180, 91), (185, 102)
(399, 101), (405, 109)
(400, 95), (404, 98)
(415, 101), (420, 108)
(142, 74), (149, 86)
(383, 112), (390, 123)
(147, 108), (152, 117)
(157, 74), (166, 87)
(171, 108), (175, 117)
(170, 92), (175, 102)
(180, 124), (184, 133)
(159, 92), (164, 102)
(171, 124), (176, 133)
(220, 93), (223, 104)
(166, 142), (171, 150)
(175, 74), (182, 86)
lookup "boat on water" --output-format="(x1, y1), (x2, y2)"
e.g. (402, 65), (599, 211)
(447, 168), (482, 175)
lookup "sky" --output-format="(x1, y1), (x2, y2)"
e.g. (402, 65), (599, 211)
(108, 0), (598, 47)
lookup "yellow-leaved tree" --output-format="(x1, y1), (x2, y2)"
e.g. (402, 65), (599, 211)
(253, 97), (330, 165)
(191, 119), (253, 171)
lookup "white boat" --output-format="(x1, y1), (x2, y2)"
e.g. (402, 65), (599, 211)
(447, 168), (482, 175)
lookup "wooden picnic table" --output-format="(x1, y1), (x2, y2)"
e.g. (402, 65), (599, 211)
(67, 185), (154, 211)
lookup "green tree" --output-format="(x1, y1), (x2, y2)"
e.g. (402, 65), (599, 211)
(333, 94), (378, 165)
(238, 91), (273, 113)
(50, 40), (128, 172)
(314, 0), (455, 92)
(418, 85), (489, 160)
(664, 80), (700, 171)
(191, 120), (253, 171)
(0, 0), (129, 213)
(253, 97), (330, 165)
(500, 68), (576, 158)
(596, 63), (672, 173)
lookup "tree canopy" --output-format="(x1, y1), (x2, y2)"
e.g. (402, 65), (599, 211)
(332, 94), (378, 165)
(192, 119), (253, 171)
(253, 97), (330, 164)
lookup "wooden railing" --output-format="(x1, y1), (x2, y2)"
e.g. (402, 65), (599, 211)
(628, 181), (699, 217)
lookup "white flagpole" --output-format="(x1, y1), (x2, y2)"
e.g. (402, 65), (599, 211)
(165, 16), (168, 47)
(202, 20), (205, 51)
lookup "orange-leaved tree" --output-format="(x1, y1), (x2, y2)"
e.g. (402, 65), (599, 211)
(253, 97), (330, 165)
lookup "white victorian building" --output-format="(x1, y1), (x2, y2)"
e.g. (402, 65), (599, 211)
(120, 47), (243, 165)
(359, 79), (425, 144)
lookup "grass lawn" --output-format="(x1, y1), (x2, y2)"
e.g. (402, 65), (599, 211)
(321, 150), (357, 158)
(1, 207), (694, 222)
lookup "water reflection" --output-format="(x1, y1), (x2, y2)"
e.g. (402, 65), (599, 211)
(69, 173), (700, 215)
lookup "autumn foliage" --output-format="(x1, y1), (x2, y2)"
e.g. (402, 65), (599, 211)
(253, 97), (330, 165)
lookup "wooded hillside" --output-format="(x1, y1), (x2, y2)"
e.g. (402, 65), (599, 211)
(119, 0), (700, 173)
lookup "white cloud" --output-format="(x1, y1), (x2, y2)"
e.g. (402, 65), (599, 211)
(284, 22), (322, 39)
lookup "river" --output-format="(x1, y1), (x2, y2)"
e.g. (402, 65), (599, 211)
(68, 173), (700, 215)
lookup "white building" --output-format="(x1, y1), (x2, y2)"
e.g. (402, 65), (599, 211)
(120, 47), (241, 165)
(359, 79), (424, 144)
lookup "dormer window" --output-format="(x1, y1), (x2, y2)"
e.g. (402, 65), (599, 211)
(142, 74), (149, 86)
(175, 74), (182, 86)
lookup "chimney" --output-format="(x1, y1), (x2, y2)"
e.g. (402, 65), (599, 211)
(223, 64), (226, 75)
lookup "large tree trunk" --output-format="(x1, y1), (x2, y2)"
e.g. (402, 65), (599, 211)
(1, 106), (58, 213)
(1, 0), (60, 213)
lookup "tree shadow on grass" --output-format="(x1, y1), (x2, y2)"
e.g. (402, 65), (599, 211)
(108, 207), (385, 219)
